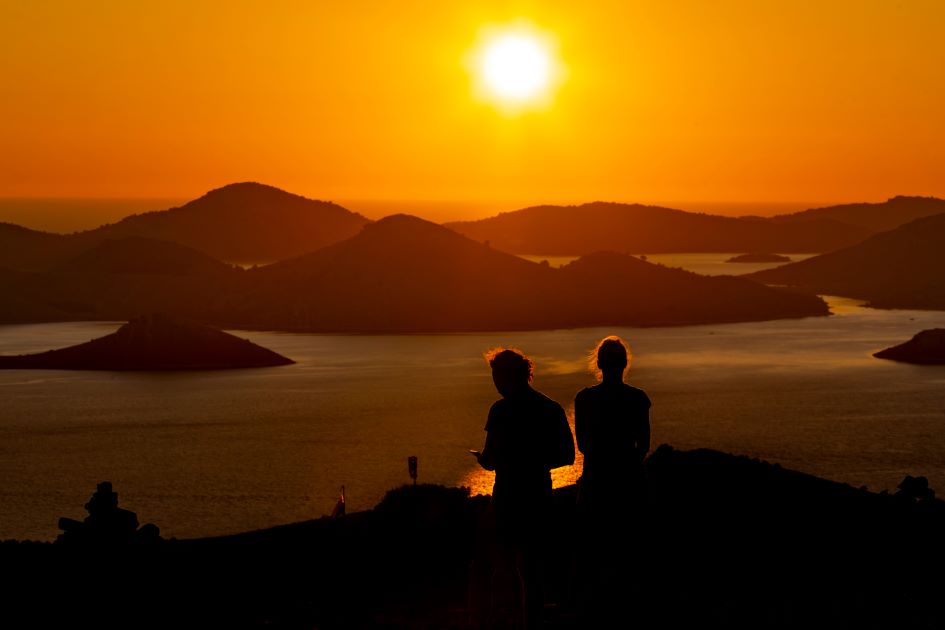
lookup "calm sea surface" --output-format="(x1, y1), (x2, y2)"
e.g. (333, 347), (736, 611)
(1, 254), (944, 540)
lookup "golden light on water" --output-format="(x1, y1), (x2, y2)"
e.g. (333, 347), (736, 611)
(467, 21), (564, 114)
(459, 413), (583, 496)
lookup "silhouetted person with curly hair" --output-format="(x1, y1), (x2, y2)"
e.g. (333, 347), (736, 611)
(475, 347), (575, 630)
(572, 335), (651, 626)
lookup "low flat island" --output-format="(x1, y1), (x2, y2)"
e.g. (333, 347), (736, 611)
(725, 253), (793, 263)
(0, 313), (294, 370)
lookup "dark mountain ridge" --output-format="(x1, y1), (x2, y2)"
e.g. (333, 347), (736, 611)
(445, 196), (945, 256)
(445, 201), (875, 255)
(747, 212), (945, 310)
(0, 183), (370, 270)
(86, 182), (369, 262)
(772, 195), (945, 232)
(231, 214), (827, 332)
(0, 214), (828, 331)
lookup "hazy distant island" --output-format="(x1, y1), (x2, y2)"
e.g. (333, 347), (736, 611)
(445, 196), (945, 256)
(0, 183), (369, 270)
(748, 212), (945, 310)
(0, 313), (293, 370)
(725, 253), (792, 263)
(3, 184), (943, 272)
(874, 329), (945, 364)
(2, 445), (942, 628)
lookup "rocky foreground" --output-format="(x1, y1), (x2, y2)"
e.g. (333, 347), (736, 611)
(1, 446), (943, 629)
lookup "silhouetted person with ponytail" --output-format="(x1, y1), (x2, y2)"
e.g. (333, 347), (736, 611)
(572, 335), (651, 626)
(475, 347), (575, 630)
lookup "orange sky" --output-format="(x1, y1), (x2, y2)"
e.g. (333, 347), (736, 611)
(2, 1), (944, 217)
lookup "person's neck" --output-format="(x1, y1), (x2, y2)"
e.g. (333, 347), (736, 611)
(601, 373), (623, 386)
(502, 384), (531, 398)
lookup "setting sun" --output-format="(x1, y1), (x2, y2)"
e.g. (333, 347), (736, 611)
(468, 22), (563, 113)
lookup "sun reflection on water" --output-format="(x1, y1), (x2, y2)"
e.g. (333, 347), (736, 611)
(457, 414), (584, 497)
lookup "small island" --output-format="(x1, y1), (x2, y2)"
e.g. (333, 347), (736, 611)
(874, 328), (945, 364)
(726, 253), (792, 263)
(0, 313), (294, 370)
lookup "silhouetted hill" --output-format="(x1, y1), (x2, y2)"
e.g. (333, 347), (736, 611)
(0, 184), (369, 272)
(558, 252), (827, 326)
(874, 329), (945, 364)
(55, 237), (236, 276)
(0, 242), (246, 324)
(726, 253), (791, 263)
(445, 202), (873, 255)
(772, 195), (945, 232)
(0, 313), (292, 370)
(85, 182), (369, 262)
(0, 222), (78, 270)
(747, 213), (945, 309)
(229, 214), (827, 331)
(238, 214), (564, 331)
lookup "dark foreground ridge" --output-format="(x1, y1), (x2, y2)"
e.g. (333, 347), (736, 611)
(1, 446), (942, 629)
(0, 313), (294, 370)
(874, 328), (945, 364)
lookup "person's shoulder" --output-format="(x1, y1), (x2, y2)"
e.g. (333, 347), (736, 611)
(575, 384), (600, 401)
(486, 398), (508, 430)
(623, 384), (651, 406)
(530, 387), (566, 413)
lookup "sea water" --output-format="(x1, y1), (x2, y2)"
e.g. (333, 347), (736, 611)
(0, 256), (943, 540)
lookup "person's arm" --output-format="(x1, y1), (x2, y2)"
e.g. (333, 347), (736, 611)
(478, 404), (501, 471)
(574, 390), (589, 456)
(478, 427), (499, 471)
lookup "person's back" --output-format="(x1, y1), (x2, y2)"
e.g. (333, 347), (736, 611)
(575, 381), (650, 494)
(486, 386), (572, 508)
(571, 336), (651, 626)
(473, 347), (574, 630)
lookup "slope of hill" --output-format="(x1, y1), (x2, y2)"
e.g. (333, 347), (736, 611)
(772, 196), (945, 233)
(55, 237), (236, 276)
(557, 252), (827, 326)
(228, 214), (827, 332)
(0, 239), (246, 324)
(0, 223), (76, 270)
(0, 184), (370, 271)
(84, 182), (369, 262)
(238, 214), (563, 331)
(747, 213), (945, 310)
(0, 213), (828, 331)
(874, 329), (945, 364)
(0, 313), (293, 370)
(445, 202), (873, 255)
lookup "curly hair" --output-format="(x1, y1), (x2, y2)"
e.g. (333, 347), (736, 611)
(484, 347), (534, 384)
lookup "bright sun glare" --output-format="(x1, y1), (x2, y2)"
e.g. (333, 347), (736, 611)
(469, 23), (562, 113)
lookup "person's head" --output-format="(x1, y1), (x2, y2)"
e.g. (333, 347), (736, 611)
(590, 335), (631, 381)
(484, 347), (533, 397)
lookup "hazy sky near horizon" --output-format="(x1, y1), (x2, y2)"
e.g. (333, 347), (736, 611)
(2, 1), (944, 218)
